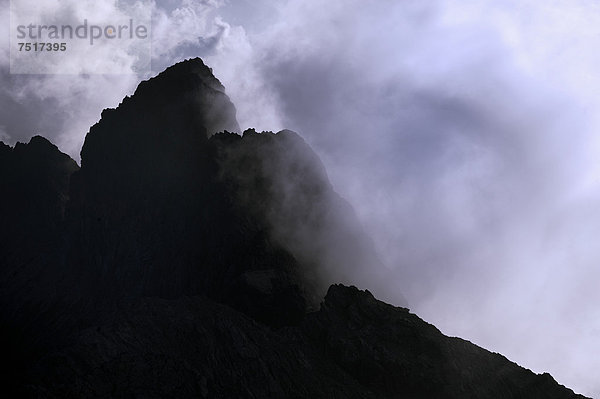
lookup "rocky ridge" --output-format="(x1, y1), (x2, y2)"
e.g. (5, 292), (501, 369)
(0, 58), (589, 398)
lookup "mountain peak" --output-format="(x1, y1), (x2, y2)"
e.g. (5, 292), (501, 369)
(136, 57), (227, 95)
(0, 59), (589, 398)
(80, 57), (239, 170)
(27, 134), (54, 147)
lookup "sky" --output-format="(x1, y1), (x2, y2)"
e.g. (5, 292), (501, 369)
(2, 0), (600, 396)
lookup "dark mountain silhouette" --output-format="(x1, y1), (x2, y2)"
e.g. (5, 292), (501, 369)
(0, 58), (589, 398)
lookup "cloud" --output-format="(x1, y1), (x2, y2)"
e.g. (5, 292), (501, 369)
(0, 124), (9, 142)
(201, 0), (600, 396)
(150, 0), (226, 70)
(9, 0), (152, 74)
(0, 0), (237, 159)
(1, 0), (600, 396)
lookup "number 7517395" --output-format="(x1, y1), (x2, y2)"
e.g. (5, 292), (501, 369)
(18, 42), (67, 51)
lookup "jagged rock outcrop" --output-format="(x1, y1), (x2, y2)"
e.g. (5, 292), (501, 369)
(0, 58), (589, 398)
(213, 129), (407, 308)
(67, 58), (241, 302)
(64, 58), (396, 327)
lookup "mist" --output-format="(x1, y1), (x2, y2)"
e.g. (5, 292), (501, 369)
(207, 2), (600, 396)
(2, 0), (600, 396)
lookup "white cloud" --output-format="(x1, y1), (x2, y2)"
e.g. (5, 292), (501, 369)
(0, 0), (230, 159)
(201, 1), (600, 396)
(9, 0), (152, 74)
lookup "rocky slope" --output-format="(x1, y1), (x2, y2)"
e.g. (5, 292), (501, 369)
(25, 285), (585, 398)
(0, 58), (589, 398)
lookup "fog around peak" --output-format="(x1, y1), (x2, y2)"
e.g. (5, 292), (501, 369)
(1, 0), (600, 396)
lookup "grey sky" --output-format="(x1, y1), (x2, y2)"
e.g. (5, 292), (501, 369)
(2, 0), (600, 396)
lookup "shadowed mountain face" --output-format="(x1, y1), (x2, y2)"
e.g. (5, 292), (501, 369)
(0, 136), (78, 271)
(0, 58), (588, 398)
